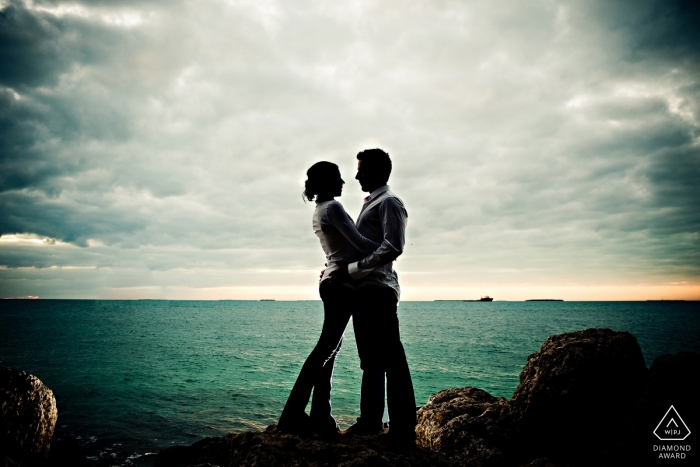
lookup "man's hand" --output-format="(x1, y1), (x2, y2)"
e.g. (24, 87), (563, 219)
(319, 268), (326, 280)
(327, 263), (351, 284)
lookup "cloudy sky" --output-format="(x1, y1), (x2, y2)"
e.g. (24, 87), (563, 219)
(1, 0), (699, 300)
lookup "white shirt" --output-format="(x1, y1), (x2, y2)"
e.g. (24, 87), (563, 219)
(313, 199), (380, 283)
(348, 185), (408, 299)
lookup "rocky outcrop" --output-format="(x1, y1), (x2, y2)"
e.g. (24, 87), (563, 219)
(415, 387), (512, 466)
(607, 351), (700, 467)
(0, 368), (58, 465)
(645, 352), (699, 406)
(509, 328), (648, 463)
(47, 436), (90, 467)
(154, 427), (451, 467)
(150, 328), (695, 467)
(411, 328), (649, 467)
(517, 459), (564, 467)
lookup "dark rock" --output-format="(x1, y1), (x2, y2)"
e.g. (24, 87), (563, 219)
(155, 427), (451, 467)
(2, 457), (21, 467)
(509, 328), (647, 464)
(415, 387), (512, 466)
(607, 352), (700, 467)
(518, 459), (567, 467)
(415, 329), (653, 467)
(0, 368), (58, 464)
(153, 445), (199, 467)
(47, 436), (90, 467)
(645, 352), (699, 406)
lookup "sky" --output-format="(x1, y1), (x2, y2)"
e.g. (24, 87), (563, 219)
(1, 0), (699, 301)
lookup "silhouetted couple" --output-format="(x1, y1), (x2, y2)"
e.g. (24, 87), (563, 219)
(277, 149), (416, 446)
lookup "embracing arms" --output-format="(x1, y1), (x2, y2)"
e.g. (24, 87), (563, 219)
(328, 196), (407, 284)
(348, 196), (406, 279)
(326, 201), (380, 254)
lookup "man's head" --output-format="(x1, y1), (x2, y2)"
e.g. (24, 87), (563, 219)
(355, 148), (392, 193)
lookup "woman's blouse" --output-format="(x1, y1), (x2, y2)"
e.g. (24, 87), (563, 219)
(313, 200), (379, 283)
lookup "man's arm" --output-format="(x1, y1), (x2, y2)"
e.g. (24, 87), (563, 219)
(348, 196), (407, 279)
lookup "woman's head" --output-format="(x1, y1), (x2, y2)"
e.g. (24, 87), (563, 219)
(303, 161), (344, 202)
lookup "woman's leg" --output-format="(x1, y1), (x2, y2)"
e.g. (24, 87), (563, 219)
(309, 335), (343, 431)
(278, 282), (352, 432)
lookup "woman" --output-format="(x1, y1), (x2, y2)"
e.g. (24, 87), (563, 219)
(277, 161), (379, 436)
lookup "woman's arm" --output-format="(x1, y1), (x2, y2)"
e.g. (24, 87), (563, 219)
(326, 201), (380, 253)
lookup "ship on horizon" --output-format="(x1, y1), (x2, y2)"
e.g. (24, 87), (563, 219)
(464, 296), (493, 302)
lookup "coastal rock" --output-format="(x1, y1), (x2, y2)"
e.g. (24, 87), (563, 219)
(47, 436), (90, 467)
(2, 457), (21, 467)
(415, 387), (512, 466)
(154, 427), (451, 467)
(517, 459), (566, 467)
(0, 368), (58, 464)
(509, 328), (647, 464)
(608, 351), (700, 467)
(645, 352), (699, 406)
(415, 329), (651, 467)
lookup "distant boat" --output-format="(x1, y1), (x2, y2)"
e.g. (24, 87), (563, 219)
(259, 299), (276, 301)
(464, 296), (493, 302)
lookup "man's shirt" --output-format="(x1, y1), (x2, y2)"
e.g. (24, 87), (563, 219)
(348, 185), (407, 300)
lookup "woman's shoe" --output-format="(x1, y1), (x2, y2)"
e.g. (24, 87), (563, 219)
(310, 416), (340, 437)
(277, 411), (312, 435)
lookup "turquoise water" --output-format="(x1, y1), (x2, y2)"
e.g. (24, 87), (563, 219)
(1, 300), (699, 465)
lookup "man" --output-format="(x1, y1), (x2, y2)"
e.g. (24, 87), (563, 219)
(328, 148), (416, 445)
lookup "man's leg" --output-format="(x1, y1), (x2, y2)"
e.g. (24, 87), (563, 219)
(362, 286), (416, 438)
(351, 291), (386, 433)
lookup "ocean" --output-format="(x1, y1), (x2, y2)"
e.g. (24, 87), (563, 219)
(1, 300), (698, 465)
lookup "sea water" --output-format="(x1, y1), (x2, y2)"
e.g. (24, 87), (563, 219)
(1, 300), (699, 465)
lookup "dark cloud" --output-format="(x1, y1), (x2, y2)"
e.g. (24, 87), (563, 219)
(0, 0), (130, 88)
(0, 0), (142, 196)
(591, 0), (700, 64)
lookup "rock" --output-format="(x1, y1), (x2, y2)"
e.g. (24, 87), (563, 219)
(606, 351), (700, 467)
(2, 457), (21, 467)
(645, 352), (699, 407)
(0, 368), (58, 464)
(509, 328), (647, 465)
(518, 459), (567, 467)
(47, 436), (90, 467)
(154, 427), (451, 467)
(415, 329), (651, 467)
(415, 387), (512, 466)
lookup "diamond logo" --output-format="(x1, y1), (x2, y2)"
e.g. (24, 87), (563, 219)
(654, 405), (691, 441)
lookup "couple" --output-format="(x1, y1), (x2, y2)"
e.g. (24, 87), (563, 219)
(278, 148), (416, 445)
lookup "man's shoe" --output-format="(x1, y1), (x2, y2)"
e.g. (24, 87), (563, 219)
(339, 418), (384, 436)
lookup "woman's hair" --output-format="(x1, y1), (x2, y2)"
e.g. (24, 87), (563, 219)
(303, 161), (340, 202)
